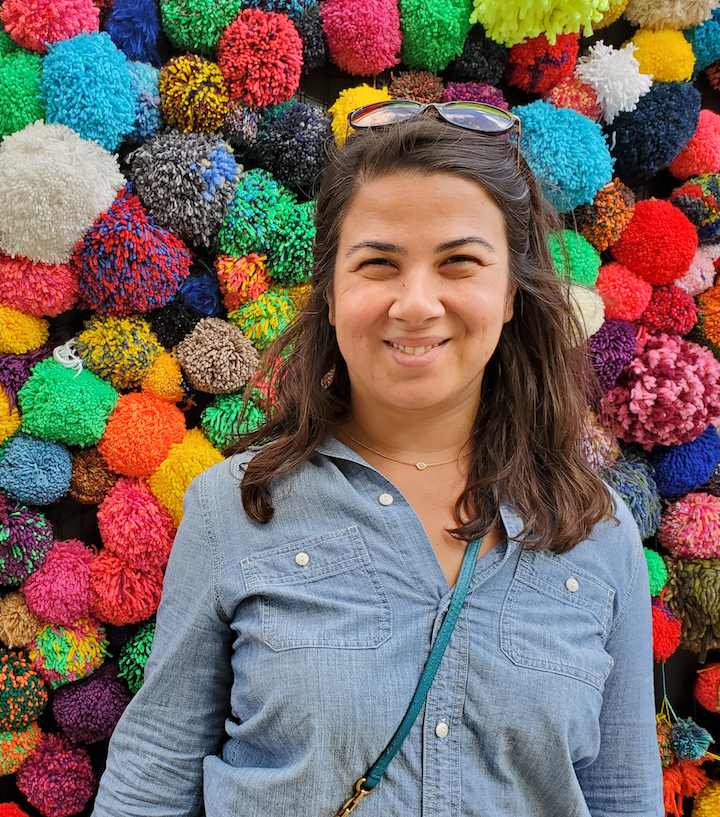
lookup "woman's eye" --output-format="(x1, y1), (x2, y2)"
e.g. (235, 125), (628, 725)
(444, 255), (480, 265)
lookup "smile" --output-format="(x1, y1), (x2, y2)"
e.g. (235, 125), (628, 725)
(386, 340), (448, 356)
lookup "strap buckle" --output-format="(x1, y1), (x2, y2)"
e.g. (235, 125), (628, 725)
(333, 778), (372, 817)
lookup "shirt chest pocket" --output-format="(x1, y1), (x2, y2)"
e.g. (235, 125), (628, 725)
(240, 526), (392, 651)
(500, 551), (615, 690)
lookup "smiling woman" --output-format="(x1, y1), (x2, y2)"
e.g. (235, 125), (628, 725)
(92, 117), (663, 817)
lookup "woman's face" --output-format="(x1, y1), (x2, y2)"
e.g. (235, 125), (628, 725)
(329, 171), (515, 417)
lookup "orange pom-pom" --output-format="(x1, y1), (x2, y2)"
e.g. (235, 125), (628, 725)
(652, 598), (682, 662)
(595, 262), (653, 321)
(694, 664), (720, 713)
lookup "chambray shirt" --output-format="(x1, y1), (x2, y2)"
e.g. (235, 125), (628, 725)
(93, 437), (663, 817)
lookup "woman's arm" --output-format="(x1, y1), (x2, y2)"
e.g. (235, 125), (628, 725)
(92, 474), (235, 817)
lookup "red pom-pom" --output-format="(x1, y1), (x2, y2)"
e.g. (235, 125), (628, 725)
(595, 262), (653, 321)
(321, 0), (400, 75)
(611, 198), (699, 284)
(506, 33), (579, 94)
(639, 284), (698, 336)
(0, 0), (99, 53)
(89, 549), (163, 625)
(694, 664), (720, 712)
(0, 805), (30, 817)
(669, 110), (720, 180)
(216, 9), (302, 107)
(652, 598), (682, 662)
(545, 76), (601, 120)
(0, 254), (78, 318)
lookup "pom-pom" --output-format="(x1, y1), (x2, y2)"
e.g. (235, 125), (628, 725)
(607, 82), (701, 184)
(545, 76), (600, 120)
(159, 0), (242, 54)
(15, 733), (95, 816)
(53, 661), (130, 744)
(649, 426), (720, 497)
(588, 319), (636, 392)
(644, 547), (668, 595)
(140, 352), (185, 403)
(98, 393), (186, 479)
(670, 718), (714, 761)
(516, 100), (614, 213)
(0, 308), (48, 356)
(506, 33), (578, 94)
(574, 42), (652, 126)
(399, 0), (471, 72)
(0, 493), (53, 587)
(639, 285), (698, 336)
(177, 266), (224, 316)
(669, 110), (720, 180)
(176, 318), (260, 394)
(117, 619), (154, 694)
(0, 399), (19, 451)
(201, 390), (268, 449)
(444, 22), (506, 84)
(105, 0), (162, 65)
(127, 61), (162, 141)
(22, 539), (94, 626)
(69, 449), (117, 507)
(0, 346), (52, 409)
(148, 428), (223, 526)
(695, 664), (720, 712)
(652, 598), (682, 662)
(243, 0), (314, 19)
(216, 9), (302, 107)
(0, 0), (99, 53)
(603, 335), (720, 450)
(573, 179), (636, 252)
(688, 10), (720, 73)
(607, 455), (661, 539)
(98, 478), (175, 571)
(611, 199), (698, 284)
(579, 410), (620, 474)
(665, 556), (720, 653)
(28, 619), (107, 688)
(148, 298), (204, 349)
(0, 49), (45, 140)
(18, 358), (118, 448)
(74, 185), (192, 315)
(389, 70), (444, 102)
(660, 492), (720, 558)
(266, 200), (314, 286)
(39, 32), (134, 152)
(0, 723), (41, 775)
(624, 0), (718, 29)
(295, 3), (326, 71)
(0, 254), (78, 318)
(567, 284), (605, 341)
(328, 84), (391, 147)
(215, 254), (270, 309)
(675, 247), (717, 296)
(548, 230), (600, 287)
(670, 174), (720, 244)
(0, 433), (72, 506)
(0, 651), (47, 731)
(595, 0), (628, 27)
(90, 549), (163, 625)
(692, 777), (720, 815)
(698, 282), (720, 349)
(159, 54), (229, 133)
(630, 29), (695, 83)
(0, 121), (125, 265)
(440, 81), (506, 108)
(0, 593), (41, 649)
(129, 131), (239, 247)
(228, 287), (299, 350)
(76, 315), (162, 390)
(321, 0), (400, 75)
(0, 32), (21, 59)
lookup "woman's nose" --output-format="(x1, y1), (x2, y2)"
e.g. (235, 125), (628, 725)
(387, 269), (445, 324)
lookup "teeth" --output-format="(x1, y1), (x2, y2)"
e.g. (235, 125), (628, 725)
(390, 341), (443, 355)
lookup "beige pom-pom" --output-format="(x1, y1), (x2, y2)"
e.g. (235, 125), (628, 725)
(568, 284), (605, 343)
(0, 592), (41, 648)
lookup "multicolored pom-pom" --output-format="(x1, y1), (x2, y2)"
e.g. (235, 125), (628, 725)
(670, 174), (720, 244)
(545, 76), (600, 120)
(0, 650), (47, 731)
(127, 61), (162, 141)
(159, 54), (229, 133)
(573, 179), (635, 252)
(215, 255), (270, 310)
(669, 717), (714, 761)
(639, 285), (698, 336)
(389, 70), (445, 102)
(28, 618), (108, 689)
(0, 493), (53, 587)
(506, 33), (578, 94)
(0, 722), (41, 775)
(228, 287), (299, 350)
(660, 493), (720, 559)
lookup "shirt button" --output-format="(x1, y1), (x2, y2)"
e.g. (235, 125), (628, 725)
(435, 721), (449, 738)
(295, 552), (310, 566)
(379, 493), (394, 506)
(565, 577), (579, 592)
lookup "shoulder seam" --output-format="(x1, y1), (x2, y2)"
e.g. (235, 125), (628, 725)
(607, 536), (642, 640)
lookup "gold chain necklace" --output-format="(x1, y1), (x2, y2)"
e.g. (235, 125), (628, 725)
(339, 428), (468, 471)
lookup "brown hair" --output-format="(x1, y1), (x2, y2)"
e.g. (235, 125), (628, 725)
(228, 116), (615, 552)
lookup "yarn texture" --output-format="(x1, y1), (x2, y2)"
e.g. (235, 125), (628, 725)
(669, 110), (720, 180)
(228, 287), (299, 350)
(118, 619), (154, 694)
(0, 494), (53, 587)
(624, 0), (718, 29)
(328, 84), (391, 147)
(0, 308), (48, 356)
(671, 174), (720, 243)
(548, 230), (600, 287)
(0, 50), (45, 139)
(588, 319), (636, 392)
(90, 550), (164, 625)
(545, 76), (600, 120)
(69, 448), (118, 505)
(201, 390), (268, 450)
(141, 352), (185, 403)
(639, 285), (698, 336)
(0, 650), (47, 731)
(574, 179), (635, 251)
(0, 254), (78, 319)
(399, 0), (472, 71)
(444, 22), (506, 84)
(105, 0), (163, 65)
(389, 70), (445, 102)
(0, 593), (41, 649)
(631, 29), (695, 83)
(644, 547), (668, 594)
(660, 493), (720, 558)
(28, 619), (108, 688)
(159, 55), (229, 133)
(649, 426), (720, 497)
(216, 255), (271, 310)
(127, 61), (162, 141)
(0, 433), (72, 506)
(507, 33), (578, 94)
(0, 722), (41, 775)
(0, 0), (99, 52)
(321, 0), (401, 76)
(159, 0), (242, 54)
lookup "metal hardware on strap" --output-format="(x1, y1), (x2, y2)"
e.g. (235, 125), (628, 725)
(333, 778), (371, 817)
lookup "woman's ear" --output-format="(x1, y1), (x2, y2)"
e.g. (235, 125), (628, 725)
(504, 283), (517, 324)
(324, 289), (336, 326)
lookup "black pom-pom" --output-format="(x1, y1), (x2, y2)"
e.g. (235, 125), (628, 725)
(149, 298), (205, 349)
(444, 24), (507, 86)
(295, 3), (326, 72)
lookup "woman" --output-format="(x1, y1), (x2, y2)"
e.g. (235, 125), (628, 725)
(93, 108), (663, 816)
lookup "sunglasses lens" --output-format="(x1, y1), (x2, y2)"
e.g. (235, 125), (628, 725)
(350, 101), (422, 127)
(440, 104), (515, 133)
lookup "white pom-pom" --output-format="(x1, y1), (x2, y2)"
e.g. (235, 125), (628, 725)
(675, 246), (717, 296)
(624, 0), (719, 30)
(575, 41), (653, 125)
(568, 284), (605, 343)
(0, 121), (125, 264)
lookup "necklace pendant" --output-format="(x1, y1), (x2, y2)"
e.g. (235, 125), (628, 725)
(415, 461), (427, 470)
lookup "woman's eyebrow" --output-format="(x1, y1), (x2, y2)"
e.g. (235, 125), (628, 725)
(345, 240), (405, 257)
(435, 236), (496, 253)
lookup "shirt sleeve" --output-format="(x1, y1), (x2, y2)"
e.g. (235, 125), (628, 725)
(92, 472), (235, 817)
(575, 535), (664, 817)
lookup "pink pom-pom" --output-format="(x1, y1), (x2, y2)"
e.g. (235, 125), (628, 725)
(97, 478), (175, 571)
(602, 333), (720, 450)
(545, 76), (601, 121)
(321, 0), (401, 76)
(0, 0), (99, 53)
(659, 492), (720, 558)
(21, 540), (94, 626)
(16, 733), (95, 817)
(595, 261), (653, 321)
(639, 284), (698, 336)
(0, 254), (78, 318)
(675, 246), (717, 296)
(670, 110), (720, 181)
(89, 549), (163, 625)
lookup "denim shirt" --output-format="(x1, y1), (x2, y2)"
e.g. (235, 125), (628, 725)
(93, 437), (663, 817)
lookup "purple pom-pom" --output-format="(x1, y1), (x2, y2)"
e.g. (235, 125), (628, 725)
(588, 320), (636, 392)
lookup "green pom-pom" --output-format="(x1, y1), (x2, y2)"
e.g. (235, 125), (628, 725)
(217, 169), (286, 258)
(201, 390), (268, 450)
(0, 649), (47, 731)
(159, 0), (242, 54)
(644, 547), (668, 597)
(228, 288), (298, 350)
(0, 50), (46, 139)
(0, 32), (21, 59)
(400, 0), (473, 71)
(118, 620), (155, 695)
(18, 358), (119, 448)
(548, 230), (601, 287)
(266, 200), (315, 286)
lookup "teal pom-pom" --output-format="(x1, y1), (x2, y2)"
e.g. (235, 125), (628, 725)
(0, 432), (72, 506)
(399, 0), (472, 71)
(266, 200), (315, 286)
(0, 50), (45, 140)
(127, 61), (162, 141)
(201, 391), (268, 450)
(217, 169), (286, 258)
(686, 10), (720, 74)
(670, 717), (714, 761)
(548, 230), (601, 287)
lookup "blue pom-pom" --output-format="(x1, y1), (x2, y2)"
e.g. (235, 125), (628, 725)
(0, 432), (72, 506)
(648, 426), (720, 498)
(39, 32), (135, 152)
(106, 0), (163, 66)
(515, 100), (614, 213)
(607, 82), (701, 185)
(606, 454), (661, 540)
(686, 9), (720, 73)
(178, 267), (224, 317)
(670, 717), (714, 761)
(127, 61), (162, 141)
(295, 3), (326, 71)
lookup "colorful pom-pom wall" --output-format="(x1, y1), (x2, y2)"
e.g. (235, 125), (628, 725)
(1, 1), (720, 813)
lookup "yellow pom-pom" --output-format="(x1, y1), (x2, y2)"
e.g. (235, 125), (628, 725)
(594, 0), (628, 28)
(159, 54), (230, 132)
(630, 29), (695, 82)
(287, 283), (312, 310)
(0, 306), (49, 354)
(328, 84), (391, 147)
(0, 387), (20, 445)
(693, 779), (720, 816)
(141, 352), (186, 402)
(148, 429), (223, 526)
